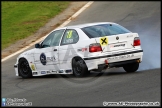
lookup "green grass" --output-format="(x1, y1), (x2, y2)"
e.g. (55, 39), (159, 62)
(2, 1), (70, 49)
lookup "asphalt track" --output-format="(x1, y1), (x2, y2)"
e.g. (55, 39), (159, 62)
(2, 2), (161, 106)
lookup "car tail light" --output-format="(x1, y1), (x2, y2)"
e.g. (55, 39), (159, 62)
(133, 37), (141, 46)
(89, 43), (102, 53)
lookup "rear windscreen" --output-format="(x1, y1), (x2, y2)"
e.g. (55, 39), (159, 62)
(81, 24), (131, 38)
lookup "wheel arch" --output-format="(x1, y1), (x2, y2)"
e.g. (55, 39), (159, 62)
(71, 56), (89, 77)
(18, 57), (33, 78)
(71, 56), (87, 67)
(18, 57), (30, 65)
(18, 57), (32, 75)
(18, 55), (35, 65)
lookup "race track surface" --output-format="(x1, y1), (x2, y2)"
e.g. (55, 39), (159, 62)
(2, 2), (160, 106)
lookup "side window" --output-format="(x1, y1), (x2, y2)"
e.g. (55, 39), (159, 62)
(61, 29), (79, 45)
(41, 29), (64, 48)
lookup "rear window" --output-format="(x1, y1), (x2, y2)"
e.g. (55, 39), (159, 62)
(81, 24), (131, 38)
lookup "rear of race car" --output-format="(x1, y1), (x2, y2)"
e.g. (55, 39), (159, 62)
(81, 23), (143, 72)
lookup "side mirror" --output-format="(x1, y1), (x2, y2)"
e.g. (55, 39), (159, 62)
(35, 43), (40, 48)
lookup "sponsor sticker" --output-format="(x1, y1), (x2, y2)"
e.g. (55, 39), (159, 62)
(41, 71), (46, 74)
(114, 44), (125, 47)
(77, 49), (82, 51)
(82, 48), (87, 52)
(100, 37), (108, 46)
(30, 64), (35, 71)
(40, 53), (46, 65)
(59, 70), (64, 73)
(65, 69), (73, 73)
(109, 42), (127, 50)
(66, 30), (73, 38)
(47, 71), (51, 74)
(33, 72), (37, 75)
(40, 53), (56, 64)
(127, 35), (133, 37)
(108, 54), (134, 60)
(66, 38), (73, 43)
(78, 48), (87, 52)
(46, 56), (56, 61)
(52, 70), (57, 73)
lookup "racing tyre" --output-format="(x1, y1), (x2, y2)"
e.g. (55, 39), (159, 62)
(18, 58), (32, 78)
(72, 58), (88, 77)
(123, 62), (139, 73)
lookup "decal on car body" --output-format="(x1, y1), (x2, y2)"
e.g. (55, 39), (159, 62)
(40, 53), (46, 65)
(100, 37), (108, 46)
(31, 64), (35, 71)
(67, 30), (73, 38)
(41, 71), (46, 74)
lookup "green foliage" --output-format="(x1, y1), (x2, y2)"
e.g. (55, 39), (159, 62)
(2, 1), (70, 49)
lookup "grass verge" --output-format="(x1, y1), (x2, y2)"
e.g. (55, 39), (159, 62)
(2, 1), (70, 49)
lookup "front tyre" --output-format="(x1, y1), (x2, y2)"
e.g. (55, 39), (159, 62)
(123, 62), (139, 73)
(72, 58), (88, 77)
(18, 58), (32, 78)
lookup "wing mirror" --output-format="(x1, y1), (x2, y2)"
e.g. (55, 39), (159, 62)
(35, 43), (40, 48)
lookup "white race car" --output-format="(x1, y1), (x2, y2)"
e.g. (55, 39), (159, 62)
(14, 22), (143, 78)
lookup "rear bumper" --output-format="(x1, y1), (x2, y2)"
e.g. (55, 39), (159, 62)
(108, 58), (140, 67)
(84, 50), (143, 60)
(97, 58), (140, 71)
(84, 49), (143, 71)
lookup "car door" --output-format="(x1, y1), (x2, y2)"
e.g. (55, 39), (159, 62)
(59, 29), (80, 70)
(34, 29), (65, 72)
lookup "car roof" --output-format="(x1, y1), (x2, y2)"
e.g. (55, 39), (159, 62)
(55, 22), (118, 31)
(66, 22), (117, 29)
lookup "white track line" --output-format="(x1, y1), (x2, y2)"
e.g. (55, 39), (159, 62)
(2, 1), (93, 62)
